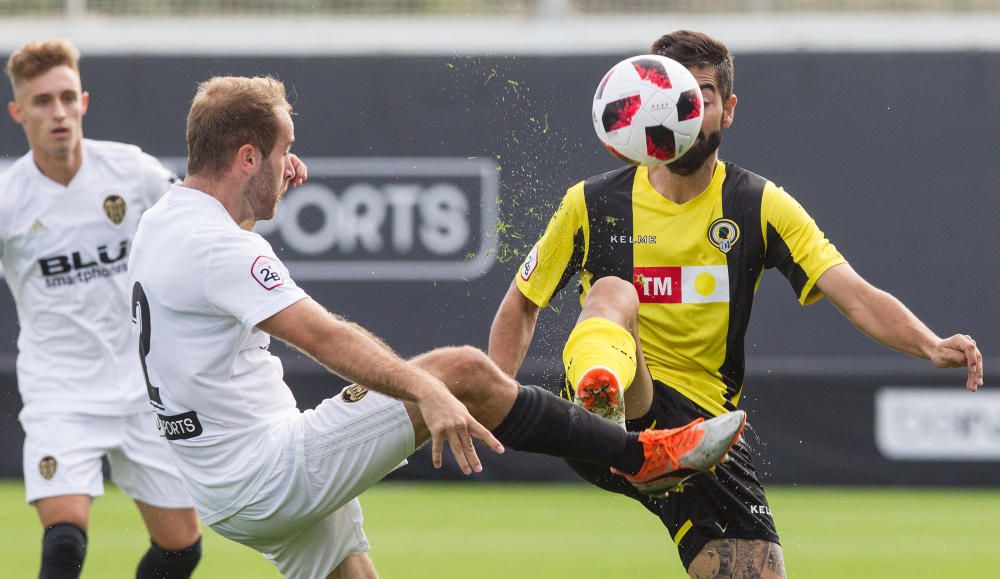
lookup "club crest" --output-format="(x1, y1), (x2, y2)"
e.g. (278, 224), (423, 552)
(341, 384), (369, 403)
(707, 218), (740, 254)
(39, 456), (57, 480)
(103, 194), (127, 225)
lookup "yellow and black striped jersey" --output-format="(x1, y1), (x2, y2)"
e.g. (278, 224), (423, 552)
(516, 160), (846, 416)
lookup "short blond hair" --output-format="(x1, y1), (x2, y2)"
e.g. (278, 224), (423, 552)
(186, 76), (292, 176)
(5, 39), (80, 89)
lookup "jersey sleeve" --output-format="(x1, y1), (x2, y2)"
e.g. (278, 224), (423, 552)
(0, 171), (10, 263)
(138, 152), (179, 208)
(203, 232), (309, 328)
(761, 183), (847, 305)
(515, 181), (588, 308)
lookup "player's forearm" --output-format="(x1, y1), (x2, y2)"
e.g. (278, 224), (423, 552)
(309, 317), (441, 402)
(261, 299), (441, 402)
(488, 287), (539, 377)
(488, 318), (532, 377)
(841, 286), (939, 360)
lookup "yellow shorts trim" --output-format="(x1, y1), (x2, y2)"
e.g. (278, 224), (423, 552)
(673, 519), (693, 546)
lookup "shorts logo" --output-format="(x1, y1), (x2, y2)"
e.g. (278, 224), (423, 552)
(103, 194), (127, 225)
(39, 456), (57, 480)
(341, 384), (369, 403)
(156, 411), (204, 440)
(251, 256), (285, 290)
(707, 219), (740, 254)
(520, 245), (539, 281)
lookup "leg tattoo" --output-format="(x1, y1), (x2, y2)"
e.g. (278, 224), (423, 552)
(688, 539), (785, 579)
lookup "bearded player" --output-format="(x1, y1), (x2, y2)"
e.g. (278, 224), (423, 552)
(489, 30), (982, 578)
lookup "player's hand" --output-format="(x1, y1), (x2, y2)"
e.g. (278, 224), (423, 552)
(417, 385), (505, 475)
(288, 154), (308, 187)
(929, 334), (983, 392)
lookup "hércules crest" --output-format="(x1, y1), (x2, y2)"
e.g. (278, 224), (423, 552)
(341, 384), (369, 403)
(39, 456), (57, 480)
(707, 218), (740, 254)
(103, 194), (127, 225)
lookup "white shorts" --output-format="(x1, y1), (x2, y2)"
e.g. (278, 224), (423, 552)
(211, 386), (414, 579)
(21, 410), (193, 508)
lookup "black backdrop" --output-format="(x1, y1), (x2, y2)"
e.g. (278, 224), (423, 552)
(1, 52), (997, 485)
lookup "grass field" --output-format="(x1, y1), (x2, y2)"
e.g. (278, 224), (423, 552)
(1, 481), (999, 578)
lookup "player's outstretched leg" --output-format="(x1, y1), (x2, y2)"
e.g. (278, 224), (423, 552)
(563, 278), (641, 428)
(615, 411), (748, 496)
(410, 346), (743, 494)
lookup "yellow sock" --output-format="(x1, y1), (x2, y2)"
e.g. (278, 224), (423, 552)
(562, 317), (638, 395)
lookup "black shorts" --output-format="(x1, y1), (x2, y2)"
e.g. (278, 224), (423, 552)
(564, 381), (779, 570)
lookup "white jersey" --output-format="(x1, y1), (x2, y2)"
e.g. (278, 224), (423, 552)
(128, 184), (308, 523)
(0, 139), (176, 419)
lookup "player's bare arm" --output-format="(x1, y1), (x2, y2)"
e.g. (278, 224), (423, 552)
(257, 297), (450, 403)
(817, 263), (983, 391)
(488, 280), (541, 377)
(258, 297), (503, 474)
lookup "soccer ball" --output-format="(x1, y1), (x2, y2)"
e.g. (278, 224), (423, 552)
(592, 54), (704, 166)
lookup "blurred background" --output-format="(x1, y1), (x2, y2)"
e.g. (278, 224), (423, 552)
(0, 1), (998, 576)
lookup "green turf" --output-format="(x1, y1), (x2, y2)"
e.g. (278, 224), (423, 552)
(0, 481), (998, 578)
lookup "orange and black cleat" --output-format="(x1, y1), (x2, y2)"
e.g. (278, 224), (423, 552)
(573, 366), (625, 427)
(615, 410), (747, 497)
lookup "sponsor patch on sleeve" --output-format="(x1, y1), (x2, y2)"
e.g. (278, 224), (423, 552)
(251, 255), (285, 290)
(520, 245), (539, 281)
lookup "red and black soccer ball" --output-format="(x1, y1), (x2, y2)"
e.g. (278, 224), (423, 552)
(592, 55), (704, 166)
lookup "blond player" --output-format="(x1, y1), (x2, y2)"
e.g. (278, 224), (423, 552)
(1, 39), (233, 578)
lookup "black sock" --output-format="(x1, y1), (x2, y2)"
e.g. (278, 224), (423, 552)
(135, 537), (202, 579)
(492, 384), (645, 475)
(40, 523), (87, 579)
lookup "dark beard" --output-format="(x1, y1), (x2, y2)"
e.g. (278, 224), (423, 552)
(668, 129), (723, 176)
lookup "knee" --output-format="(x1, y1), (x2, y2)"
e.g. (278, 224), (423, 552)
(424, 345), (502, 402)
(40, 523), (87, 578)
(442, 345), (495, 389)
(585, 277), (639, 315)
(136, 536), (202, 579)
(140, 505), (201, 551)
(330, 553), (377, 578)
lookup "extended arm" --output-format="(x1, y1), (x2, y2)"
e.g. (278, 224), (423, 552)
(816, 263), (983, 391)
(259, 297), (501, 473)
(259, 297), (439, 401)
(489, 281), (541, 377)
